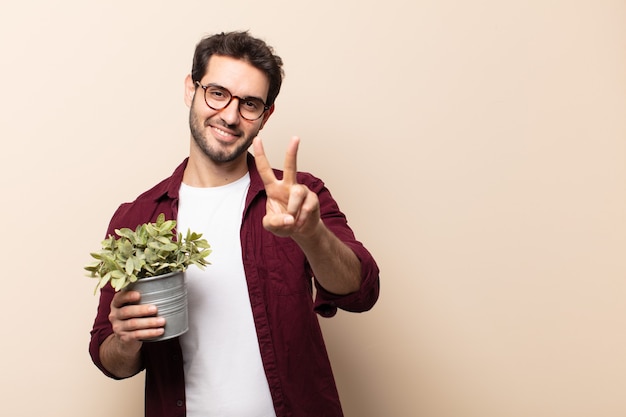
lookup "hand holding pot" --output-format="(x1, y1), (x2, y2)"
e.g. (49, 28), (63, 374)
(100, 291), (166, 378)
(110, 290), (166, 343)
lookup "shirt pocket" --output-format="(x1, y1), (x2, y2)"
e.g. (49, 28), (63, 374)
(263, 238), (311, 296)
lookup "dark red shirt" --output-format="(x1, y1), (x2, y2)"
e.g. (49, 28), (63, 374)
(89, 154), (380, 417)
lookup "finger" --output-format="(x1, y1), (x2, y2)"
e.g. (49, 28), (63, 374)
(123, 316), (165, 332)
(262, 212), (295, 232)
(252, 137), (277, 186)
(114, 318), (165, 343)
(263, 199), (294, 228)
(117, 303), (159, 321)
(296, 188), (318, 226)
(135, 328), (166, 341)
(111, 290), (141, 308)
(283, 136), (300, 185)
(287, 184), (307, 218)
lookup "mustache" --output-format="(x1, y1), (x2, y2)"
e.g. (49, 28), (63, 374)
(204, 117), (240, 133)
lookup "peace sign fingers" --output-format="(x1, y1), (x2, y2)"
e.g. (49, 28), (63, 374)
(253, 136), (300, 187)
(253, 136), (320, 238)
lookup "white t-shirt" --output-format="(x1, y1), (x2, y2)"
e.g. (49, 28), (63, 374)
(177, 173), (276, 417)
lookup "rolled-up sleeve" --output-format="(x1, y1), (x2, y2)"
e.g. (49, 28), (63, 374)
(314, 240), (380, 317)
(304, 176), (380, 317)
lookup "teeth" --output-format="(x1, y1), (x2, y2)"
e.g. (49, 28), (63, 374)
(215, 127), (234, 137)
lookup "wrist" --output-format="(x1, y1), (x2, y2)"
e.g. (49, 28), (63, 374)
(292, 219), (326, 248)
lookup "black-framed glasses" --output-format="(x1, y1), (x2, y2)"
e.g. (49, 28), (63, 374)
(195, 81), (270, 121)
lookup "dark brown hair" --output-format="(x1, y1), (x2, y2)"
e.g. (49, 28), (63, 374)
(191, 31), (284, 106)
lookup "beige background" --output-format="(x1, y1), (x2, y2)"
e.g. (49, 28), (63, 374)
(1, 1), (624, 416)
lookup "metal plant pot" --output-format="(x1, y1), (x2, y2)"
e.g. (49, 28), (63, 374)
(126, 270), (188, 342)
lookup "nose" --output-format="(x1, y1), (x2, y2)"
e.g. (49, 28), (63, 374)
(218, 97), (241, 125)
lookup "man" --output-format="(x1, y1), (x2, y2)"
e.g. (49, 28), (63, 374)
(89, 31), (380, 417)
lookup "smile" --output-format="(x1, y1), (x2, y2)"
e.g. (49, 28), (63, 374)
(211, 125), (239, 140)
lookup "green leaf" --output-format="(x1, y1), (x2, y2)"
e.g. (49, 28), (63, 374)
(116, 228), (134, 239)
(125, 258), (134, 275)
(85, 212), (212, 294)
(160, 243), (178, 252)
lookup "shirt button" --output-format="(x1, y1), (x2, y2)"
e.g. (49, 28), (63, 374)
(176, 400), (183, 407)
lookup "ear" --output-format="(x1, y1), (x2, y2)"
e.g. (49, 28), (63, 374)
(184, 74), (196, 107)
(259, 103), (275, 129)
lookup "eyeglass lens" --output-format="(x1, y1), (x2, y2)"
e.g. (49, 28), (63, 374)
(203, 85), (266, 120)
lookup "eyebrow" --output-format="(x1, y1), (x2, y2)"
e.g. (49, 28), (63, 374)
(206, 82), (266, 102)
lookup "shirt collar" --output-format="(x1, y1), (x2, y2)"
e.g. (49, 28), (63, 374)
(155, 153), (267, 203)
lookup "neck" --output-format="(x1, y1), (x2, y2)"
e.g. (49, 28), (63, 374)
(183, 149), (249, 188)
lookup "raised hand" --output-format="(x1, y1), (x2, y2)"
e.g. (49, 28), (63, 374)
(253, 136), (322, 239)
(253, 136), (362, 294)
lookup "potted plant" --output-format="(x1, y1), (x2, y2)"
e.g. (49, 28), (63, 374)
(85, 213), (211, 341)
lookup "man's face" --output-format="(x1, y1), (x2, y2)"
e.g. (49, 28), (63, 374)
(186, 55), (273, 164)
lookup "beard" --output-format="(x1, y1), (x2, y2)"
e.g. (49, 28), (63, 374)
(189, 106), (258, 164)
